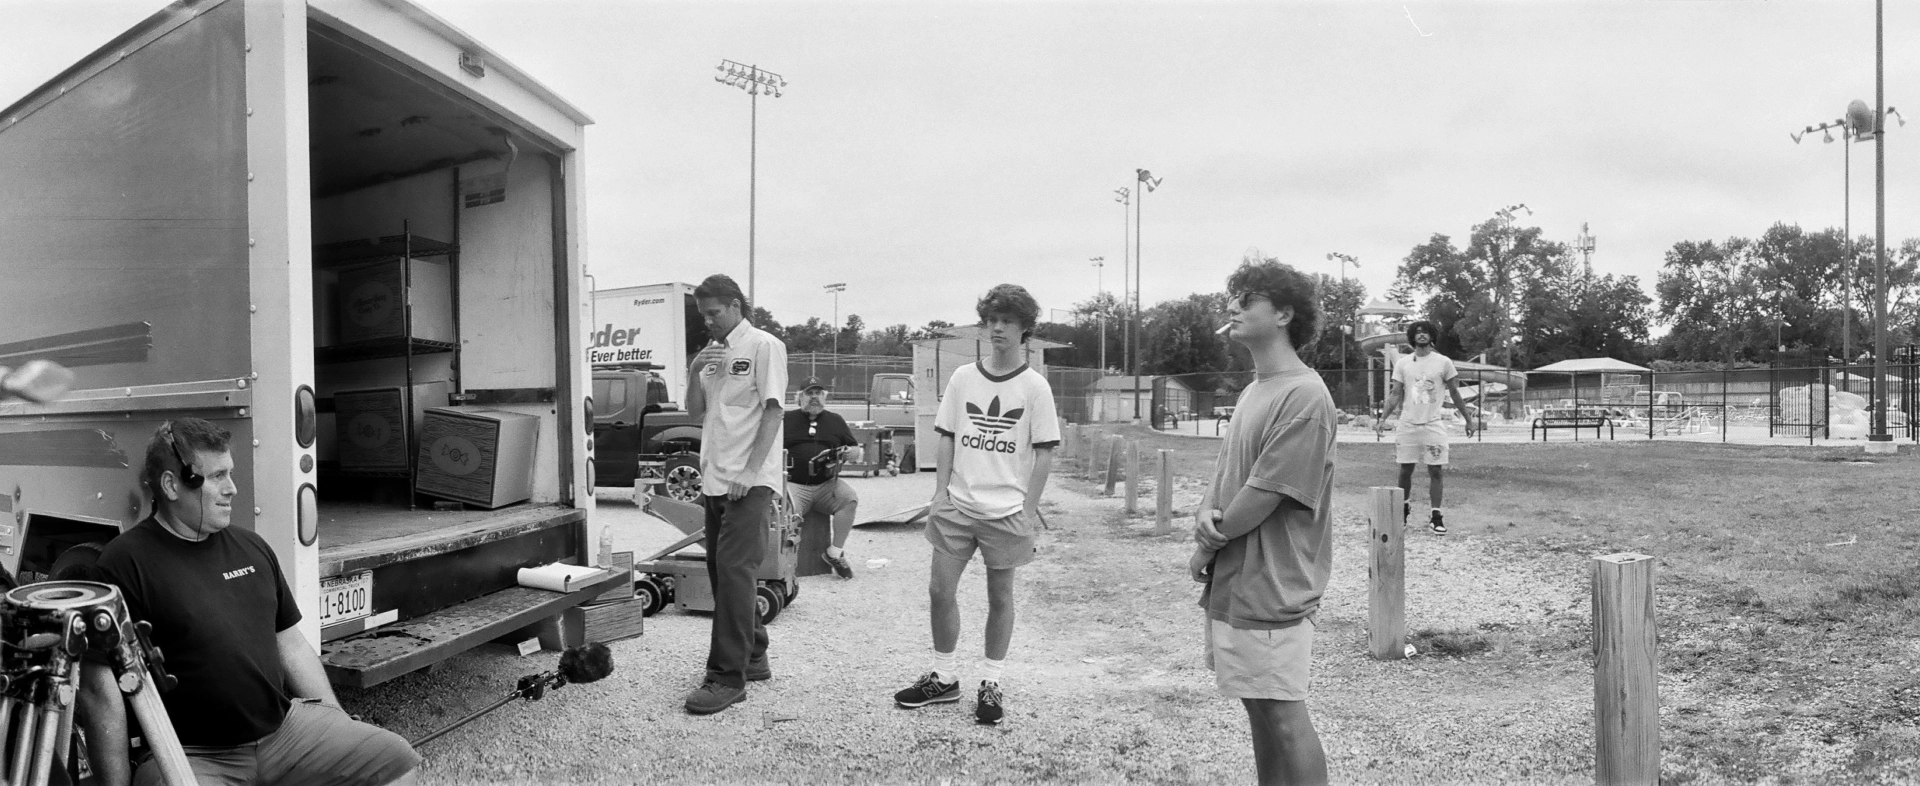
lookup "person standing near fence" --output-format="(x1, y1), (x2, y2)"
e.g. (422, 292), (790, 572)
(1375, 319), (1475, 535)
(1191, 259), (1335, 786)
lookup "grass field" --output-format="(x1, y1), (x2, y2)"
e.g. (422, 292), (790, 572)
(1066, 425), (1920, 783)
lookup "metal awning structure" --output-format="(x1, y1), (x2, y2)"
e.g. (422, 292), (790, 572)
(1530, 358), (1651, 374)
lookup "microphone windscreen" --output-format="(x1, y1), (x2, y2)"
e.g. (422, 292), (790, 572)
(557, 641), (614, 684)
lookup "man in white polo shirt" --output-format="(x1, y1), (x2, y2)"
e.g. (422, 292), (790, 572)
(681, 274), (788, 715)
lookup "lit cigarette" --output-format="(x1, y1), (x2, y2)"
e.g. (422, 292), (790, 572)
(1215, 322), (1233, 336)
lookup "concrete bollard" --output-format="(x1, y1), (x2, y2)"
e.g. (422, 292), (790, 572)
(1124, 441), (1140, 514)
(1154, 449), (1173, 535)
(1103, 436), (1122, 495)
(1368, 486), (1406, 660)
(1593, 553), (1659, 786)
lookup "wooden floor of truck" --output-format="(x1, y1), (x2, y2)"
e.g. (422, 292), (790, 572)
(319, 502), (582, 577)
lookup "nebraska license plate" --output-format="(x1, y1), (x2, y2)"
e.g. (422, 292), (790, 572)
(318, 572), (372, 627)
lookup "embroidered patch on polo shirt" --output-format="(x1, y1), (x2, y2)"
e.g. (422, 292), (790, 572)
(730, 359), (753, 375)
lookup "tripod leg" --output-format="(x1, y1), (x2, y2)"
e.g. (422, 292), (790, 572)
(0, 695), (15, 778)
(9, 687), (39, 786)
(123, 669), (194, 786)
(28, 665), (75, 786)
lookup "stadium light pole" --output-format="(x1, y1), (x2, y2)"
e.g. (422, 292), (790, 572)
(1090, 256), (1108, 371)
(1134, 169), (1162, 423)
(1869, 0), (1903, 451)
(1492, 203), (1532, 368)
(824, 282), (846, 356)
(714, 59), (786, 305)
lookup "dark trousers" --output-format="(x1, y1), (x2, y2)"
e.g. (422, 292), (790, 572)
(702, 488), (771, 688)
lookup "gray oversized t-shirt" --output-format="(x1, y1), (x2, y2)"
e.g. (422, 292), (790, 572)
(1198, 367), (1337, 629)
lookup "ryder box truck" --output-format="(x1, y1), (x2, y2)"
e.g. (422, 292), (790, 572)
(0, 0), (618, 688)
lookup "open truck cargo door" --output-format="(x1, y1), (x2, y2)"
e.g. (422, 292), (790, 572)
(0, 0), (600, 689)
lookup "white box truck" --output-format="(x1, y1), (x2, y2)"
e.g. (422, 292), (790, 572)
(0, 0), (617, 688)
(589, 282), (703, 406)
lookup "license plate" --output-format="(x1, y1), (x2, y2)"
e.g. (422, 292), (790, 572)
(318, 572), (372, 627)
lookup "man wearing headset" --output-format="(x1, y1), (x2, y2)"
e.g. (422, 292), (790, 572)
(77, 418), (419, 786)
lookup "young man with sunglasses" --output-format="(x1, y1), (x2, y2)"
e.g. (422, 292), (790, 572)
(784, 376), (861, 578)
(1374, 319), (1475, 535)
(1192, 261), (1335, 786)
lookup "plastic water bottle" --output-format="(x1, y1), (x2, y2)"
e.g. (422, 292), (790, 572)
(598, 526), (613, 567)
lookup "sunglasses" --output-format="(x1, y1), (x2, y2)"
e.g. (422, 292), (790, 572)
(1229, 291), (1272, 310)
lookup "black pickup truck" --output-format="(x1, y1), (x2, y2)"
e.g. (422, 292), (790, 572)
(592, 365), (703, 501)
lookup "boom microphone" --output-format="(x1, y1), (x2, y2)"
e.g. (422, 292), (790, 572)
(409, 641), (618, 749)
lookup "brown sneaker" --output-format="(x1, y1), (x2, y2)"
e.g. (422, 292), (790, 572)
(684, 680), (746, 715)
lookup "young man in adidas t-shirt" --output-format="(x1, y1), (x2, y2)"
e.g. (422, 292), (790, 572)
(894, 284), (1060, 725)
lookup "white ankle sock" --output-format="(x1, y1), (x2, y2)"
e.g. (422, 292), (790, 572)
(931, 649), (958, 684)
(826, 545), (844, 558)
(979, 657), (1005, 685)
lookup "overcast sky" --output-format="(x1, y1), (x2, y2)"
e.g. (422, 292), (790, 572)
(6, 1), (1920, 333)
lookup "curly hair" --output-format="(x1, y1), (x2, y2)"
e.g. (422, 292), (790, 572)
(1225, 260), (1322, 349)
(1405, 320), (1441, 345)
(976, 284), (1041, 342)
(144, 417), (231, 501)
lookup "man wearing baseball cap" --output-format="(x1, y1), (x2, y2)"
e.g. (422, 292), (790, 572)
(785, 376), (861, 578)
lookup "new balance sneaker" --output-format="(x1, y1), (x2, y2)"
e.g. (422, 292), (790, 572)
(975, 681), (1004, 725)
(1429, 509), (1448, 536)
(822, 551), (855, 579)
(684, 680), (746, 715)
(894, 672), (960, 708)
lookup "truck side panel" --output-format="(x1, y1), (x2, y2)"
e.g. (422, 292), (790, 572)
(0, 0), (252, 389)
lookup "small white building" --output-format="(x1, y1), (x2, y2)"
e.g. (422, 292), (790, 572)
(1088, 375), (1194, 423)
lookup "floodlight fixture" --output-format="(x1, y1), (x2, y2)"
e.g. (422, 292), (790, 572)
(713, 59), (789, 304)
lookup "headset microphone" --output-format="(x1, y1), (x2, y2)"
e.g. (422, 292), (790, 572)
(164, 421), (204, 490)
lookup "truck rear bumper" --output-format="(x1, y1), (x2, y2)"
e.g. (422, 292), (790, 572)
(320, 569), (627, 689)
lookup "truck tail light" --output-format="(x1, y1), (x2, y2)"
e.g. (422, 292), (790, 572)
(583, 396), (593, 433)
(295, 386), (318, 448)
(298, 484), (319, 546)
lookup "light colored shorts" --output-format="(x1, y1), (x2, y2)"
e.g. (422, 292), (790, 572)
(1395, 421), (1451, 466)
(786, 478), (857, 518)
(1205, 617), (1314, 701)
(135, 698), (419, 786)
(924, 501), (1038, 570)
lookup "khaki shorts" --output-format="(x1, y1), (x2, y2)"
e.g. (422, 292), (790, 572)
(786, 478), (857, 518)
(134, 698), (420, 786)
(1205, 617), (1314, 701)
(924, 501), (1038, 570)
(1395, 421), (1451, 466)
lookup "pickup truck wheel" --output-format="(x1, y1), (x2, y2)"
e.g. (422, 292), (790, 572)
(663, 455), (702, 503)
(635, 578), (667, 616)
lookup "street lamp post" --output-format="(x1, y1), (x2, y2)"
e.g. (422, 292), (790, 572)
(714, 59), (786, 305)
(1113, 188), (1131, 382)
(1492, 203), (1532, 368)
(1326, 252), (1360, 385)
(824, 282), (846, 356)
(1793, 105), (1902, 387)
(1133, 169), (1162, 424)
(1090, 256), (1108, 371)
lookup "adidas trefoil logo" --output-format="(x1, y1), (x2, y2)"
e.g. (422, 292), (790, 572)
(965, 396), (1025, 435)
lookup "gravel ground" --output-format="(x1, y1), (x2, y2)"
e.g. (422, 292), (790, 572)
(333, 460), (1625, 785)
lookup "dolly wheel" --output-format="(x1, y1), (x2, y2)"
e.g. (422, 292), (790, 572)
(755, 585), (784, 625)
(781, 579), (799, 605)
(635, 578), (667, 616)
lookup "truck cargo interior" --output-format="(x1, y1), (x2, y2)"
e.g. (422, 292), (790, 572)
(305, 24), (565, 560)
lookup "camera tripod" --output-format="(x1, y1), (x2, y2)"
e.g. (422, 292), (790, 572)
(0, 582), (194, 786)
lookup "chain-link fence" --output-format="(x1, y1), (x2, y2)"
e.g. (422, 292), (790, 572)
(1136, 361), (1920, 444)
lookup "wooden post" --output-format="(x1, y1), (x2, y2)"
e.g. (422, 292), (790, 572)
(1103, 435), (1122, 495)
(1368, 486), (1406, 660)
(1593, 553), (1659, 786)
(1063, 424), (1079, 469)
(1124, 440), (1139, 513)
(1154, 449), (1173, 535)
